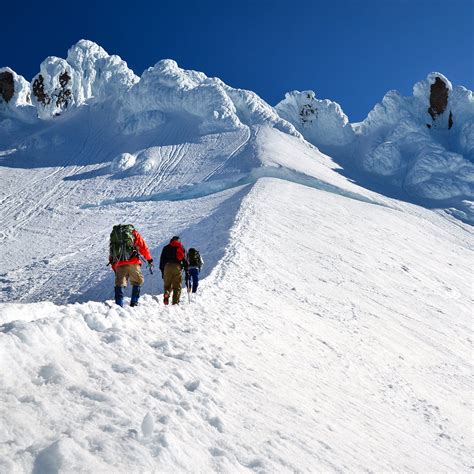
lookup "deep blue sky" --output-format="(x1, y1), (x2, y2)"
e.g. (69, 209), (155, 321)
(3, 0), (473, 121)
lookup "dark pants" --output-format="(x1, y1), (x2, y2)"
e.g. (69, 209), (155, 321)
(114, 285), (140, 307)
(187, 268), (199, 293)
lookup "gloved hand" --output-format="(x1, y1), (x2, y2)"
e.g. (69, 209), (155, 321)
(147, 259), (154, 267)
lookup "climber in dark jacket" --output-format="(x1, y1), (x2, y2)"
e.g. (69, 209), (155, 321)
(159, 236), (186, 305)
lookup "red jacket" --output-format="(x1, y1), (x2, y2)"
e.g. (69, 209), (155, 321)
(159, 239), (186, 273)
(111, 229), (152, 271)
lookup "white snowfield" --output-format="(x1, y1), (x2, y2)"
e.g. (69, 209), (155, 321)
(0, 179), (472, 473)
(0, 40), (473, 472)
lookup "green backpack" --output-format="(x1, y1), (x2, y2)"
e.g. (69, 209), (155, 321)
(187, 248), (201, 267)
(109, 224), (137, 263)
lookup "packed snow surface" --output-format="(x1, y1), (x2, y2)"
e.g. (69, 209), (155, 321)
(0, 40), (473, 472)
(1, 179), (472, 472)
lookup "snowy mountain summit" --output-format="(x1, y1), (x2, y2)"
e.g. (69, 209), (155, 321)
(0, 41), (472, 473)
(2, 40), (473, 220)
(276, 73), (474, 212)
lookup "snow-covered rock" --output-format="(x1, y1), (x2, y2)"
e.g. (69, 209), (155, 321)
(1, 40), (473, 213)
(275, 90), (355, 147)
(278, 74), (474, 202)
(31, 56), (76, 118)
(31, 40), (138, 119)
(0, 68), (31, 108)
(450, 86), (474, 161)
(66, 40), (138, 103)
(0, 68), (36, 134)
(359, 73), (474, 200)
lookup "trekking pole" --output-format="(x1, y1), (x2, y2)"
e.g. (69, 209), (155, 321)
(185, 272), (191, 304)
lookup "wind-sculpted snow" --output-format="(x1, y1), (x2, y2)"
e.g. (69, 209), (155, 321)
(277, 73), (474, 209)
(275, 90), (355, 146)
(360, 75), (474, 202)
(0, 68), (31, 108)
(15, 40), (300, 136)
(30, 40), (138, 119)
(2, 40), (472, 217)
(85, 166), (384, 209)
(119, 59), (300, 136)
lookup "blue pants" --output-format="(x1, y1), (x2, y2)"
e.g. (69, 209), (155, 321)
(114, 285), (140, 307)
(186, 268), (199, 293)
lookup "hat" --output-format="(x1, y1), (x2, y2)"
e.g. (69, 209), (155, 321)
(171, 236), (180, 241)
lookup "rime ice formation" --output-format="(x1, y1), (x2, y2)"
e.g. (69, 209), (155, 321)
(0, 68), (36, 131)
(0, 41), (472, 213)
(277, 73), (474, 202)
(275, 90), (355, 147)
(0, 68), (31, 108)
(359, 73), (474, 200)
(31, 40), (138, 118)
(118, 59), (300, 136)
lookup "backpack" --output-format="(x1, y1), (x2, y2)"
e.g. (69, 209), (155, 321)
(109, 224), (137, 263)
(187, 248), (201, 267)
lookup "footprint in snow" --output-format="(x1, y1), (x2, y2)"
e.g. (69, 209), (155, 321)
(112, 363), (136, 375)
(184, 379), (200, 392)
(35, 364), (65, 385)
(149, 340), (169, 350)
(208, 416), (224, 433)
(209, 447), (226, 457)
(211, 358), (223, 369)
(102, 333), (121, 344)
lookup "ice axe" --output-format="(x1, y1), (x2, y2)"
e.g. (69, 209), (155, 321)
(139, 255), (154, 274)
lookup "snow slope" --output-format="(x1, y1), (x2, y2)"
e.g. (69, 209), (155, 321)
(0, 40), (473, 472)
(1, 179), (471, 472)
(0, 95), (381, 306)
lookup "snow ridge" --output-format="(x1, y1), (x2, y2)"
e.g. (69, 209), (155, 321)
(118, 59), (300, 137)
(1, 40), (472, 214)
(276, 74), (474, 207)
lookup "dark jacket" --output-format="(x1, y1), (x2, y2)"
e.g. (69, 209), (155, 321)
(159, 239), (186, 274)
